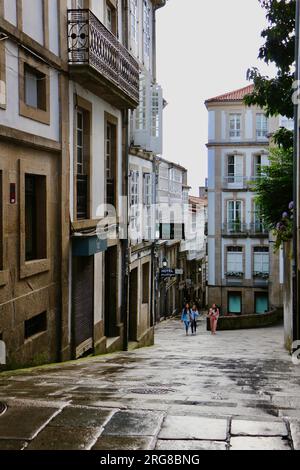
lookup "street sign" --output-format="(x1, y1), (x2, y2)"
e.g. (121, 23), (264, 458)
(175, 269), (183, 275)
(160, 268), (175, 278)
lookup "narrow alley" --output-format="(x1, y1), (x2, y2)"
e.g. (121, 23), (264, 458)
(0, 318), (300, 450)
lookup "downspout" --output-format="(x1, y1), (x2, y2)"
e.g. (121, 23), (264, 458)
(122, 0), (130, 351)
(293, 0), (300, 343)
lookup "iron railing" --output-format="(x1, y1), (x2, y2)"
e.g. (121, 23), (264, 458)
(67, 9), (139, 105)
(249, 222), (269, 235)
(222, 222), (248, 235)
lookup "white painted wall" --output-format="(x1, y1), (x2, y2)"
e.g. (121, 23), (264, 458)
(207, 192), (215, 236)
(245, 109), (253, 140)
(207, 149), (215, 189)
(0, 42), (60, 142)
(208, 110), (215, 141)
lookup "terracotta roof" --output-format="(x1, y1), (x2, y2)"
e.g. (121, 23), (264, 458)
(206, 84), (254, 104)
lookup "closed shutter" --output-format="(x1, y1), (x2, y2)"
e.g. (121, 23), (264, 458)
(73, 256), (94, 358)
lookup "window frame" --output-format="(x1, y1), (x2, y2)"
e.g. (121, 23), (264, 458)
(20, 160), (50, 279)
(19, 50), (50, 125)
(256, 113), (268, 140)
(229, 113), (241, 139)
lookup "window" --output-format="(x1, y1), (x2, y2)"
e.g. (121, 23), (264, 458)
(0, 41), (6, 109)
(130, 0), (138, 48)
(229, 114), (241, 138)
(143, 173), (153, 240)
(254, 247), (269, 274)
(142, 262), (150, 304)
(106, 121), (117, 208)
(253, 202), (265, 233)
(130, 170), (139, 233)
(25, 174), (47, 262)
(76, 109), (90, 219)
(255, 293), (269, 314)
(143, 0), (151, 62)
(105, 1), (117, 35)
(227, 246), (243, 274)
(151, 87), (160, 138)
(136, 75), (147, 131)
(24, 64), (46, 111)
(256, 114), (268, 139)
(227, 200), (242, 232)
(228, 292), (242, 314)
(253, 154), (262, 178)
(25, 311), (47, 339)
(227, 155), (243, 184)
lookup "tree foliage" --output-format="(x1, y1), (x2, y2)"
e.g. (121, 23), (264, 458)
(254, 146), (293, 249)
(244, 0), (296, 118)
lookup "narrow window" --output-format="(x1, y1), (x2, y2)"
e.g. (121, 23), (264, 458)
(105, 122), (117, 208)
(143, 0), (151, 62)
(130, 170), (139, 233)
(130, 0), (138, 47)
(25, 311), (47, 339)
(151, 88), (160, 138)
(256, 114), (268, 139)
(105, 1), (117, 35)
(24, 64), (46, 111)
(255, 293), (269, 314)
(227, 155), (243, 184)
(227, 200), (242, 233)
(25, 174), (47, 262)
(76, 109), (90, 220)
(229, 114), (241, 138)
(142, 262), (150, 304)
(253, 154), (262, 178)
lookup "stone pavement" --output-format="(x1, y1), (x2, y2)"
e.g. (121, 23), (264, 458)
(0, 318), (300, 450)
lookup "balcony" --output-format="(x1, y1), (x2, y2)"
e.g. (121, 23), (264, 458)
(253, 272), (269, 287)
(225, 272), (244, 286)
(249, 222), (269, 237)
(222, 222), (248, 237)
(223, 176), (248, 190)
(68, 9), (139, 109)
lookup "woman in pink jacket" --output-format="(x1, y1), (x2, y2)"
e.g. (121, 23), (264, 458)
(208, 304), (220, 335)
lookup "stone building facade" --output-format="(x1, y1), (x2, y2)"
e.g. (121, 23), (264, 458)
(206, 85), (284, 315)
(0, 0), (167, 368)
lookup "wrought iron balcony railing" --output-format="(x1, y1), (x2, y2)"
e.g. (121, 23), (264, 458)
(249, 222), (269, 236)
(223, 176), (248, 189)
(222, 222), (248, 236)
(68, 9), (139, 108)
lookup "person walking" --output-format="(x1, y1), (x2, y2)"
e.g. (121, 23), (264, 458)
(190, 304), (199, 335)
(181, 303), (191, 336)
(208, 303), (220, 335)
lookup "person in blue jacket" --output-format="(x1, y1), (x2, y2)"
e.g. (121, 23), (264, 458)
(190, 304), (199, 335)
(181, 302), (191, 336)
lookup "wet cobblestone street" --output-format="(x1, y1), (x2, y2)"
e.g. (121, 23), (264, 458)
(0, 319), (300, 450)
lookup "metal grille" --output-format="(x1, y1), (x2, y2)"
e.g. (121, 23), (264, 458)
(68, 9), (139, 104)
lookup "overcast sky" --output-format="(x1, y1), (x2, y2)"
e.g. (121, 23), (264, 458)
(156, 0), (276, 195)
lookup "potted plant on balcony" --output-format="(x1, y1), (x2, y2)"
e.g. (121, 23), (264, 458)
(225, 272), (244, 278)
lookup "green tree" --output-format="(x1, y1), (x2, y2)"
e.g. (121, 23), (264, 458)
(244, 0), (296, 119)
(254, 145), (293, 249)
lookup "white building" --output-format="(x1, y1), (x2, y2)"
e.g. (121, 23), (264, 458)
(205, 85), (284, 315)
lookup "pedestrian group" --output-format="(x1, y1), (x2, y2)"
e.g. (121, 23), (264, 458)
(181, 302), (220, 336)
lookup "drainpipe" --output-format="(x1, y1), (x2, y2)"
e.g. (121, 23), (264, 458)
(293, 0), (300, 343)
(122, 0), (130, 352)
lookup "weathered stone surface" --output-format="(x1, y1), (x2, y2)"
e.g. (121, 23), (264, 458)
(230, 436), (291, 450)
(26, 426), (99, 450)
(93, 436), (154, 450)
(159, 416), (228, 441)
(156, 440), (227, 450)
(0, 440), (28, 450)
(289, 421), (300, 450)
(0, 406), (59, 440)
(50, 406), (113, 428)
(102, 410), (164, 437)
(231, 419), (288, 437)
